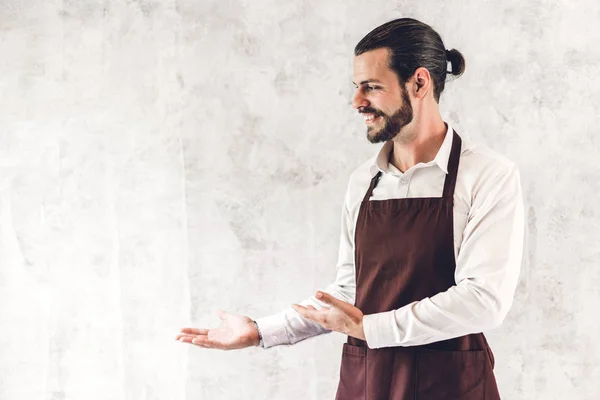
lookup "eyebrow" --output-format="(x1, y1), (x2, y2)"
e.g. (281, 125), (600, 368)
(352, 79), (383, 86)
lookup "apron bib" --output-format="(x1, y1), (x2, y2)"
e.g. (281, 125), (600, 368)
(335, 131), (500, 400)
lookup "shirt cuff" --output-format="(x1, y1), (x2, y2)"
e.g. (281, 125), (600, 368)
(254, 312), (290, 349)
(363, 310), (403, 349)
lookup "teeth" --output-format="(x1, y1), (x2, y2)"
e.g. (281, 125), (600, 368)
(364, 114), (376, 121)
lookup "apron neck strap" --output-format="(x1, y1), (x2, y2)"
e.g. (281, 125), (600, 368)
(442, 130), (462, 199)
(362, 170), (382, 203)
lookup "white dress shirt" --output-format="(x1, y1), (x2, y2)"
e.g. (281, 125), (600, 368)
(255, 122), (525, 349)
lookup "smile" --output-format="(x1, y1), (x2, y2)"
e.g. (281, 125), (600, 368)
(363, 114), (381, 123)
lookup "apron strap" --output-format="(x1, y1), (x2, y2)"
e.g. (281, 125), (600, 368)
(362, 170), (382, 203)
(442, 130), (462, 199)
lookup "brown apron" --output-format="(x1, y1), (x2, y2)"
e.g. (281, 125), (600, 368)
(335, 130), (501, 400)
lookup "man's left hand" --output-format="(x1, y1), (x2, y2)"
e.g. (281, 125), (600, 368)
(291, 291), (366, 341)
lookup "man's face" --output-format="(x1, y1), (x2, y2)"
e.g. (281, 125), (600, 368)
(352, 48), (413, 144)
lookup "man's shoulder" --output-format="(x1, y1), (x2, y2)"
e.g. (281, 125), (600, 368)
(459, 138), (521, 202)
(460, 138), (518, 176)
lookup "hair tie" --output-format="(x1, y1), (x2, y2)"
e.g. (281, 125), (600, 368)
(445, 49), (451, 59)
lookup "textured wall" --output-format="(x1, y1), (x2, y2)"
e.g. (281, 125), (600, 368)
(1, 0), (598, 399)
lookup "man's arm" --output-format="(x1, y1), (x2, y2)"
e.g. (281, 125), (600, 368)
(363, 163), (526, 349)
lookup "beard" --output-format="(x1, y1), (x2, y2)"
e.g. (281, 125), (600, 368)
(363, 87), (413, 144)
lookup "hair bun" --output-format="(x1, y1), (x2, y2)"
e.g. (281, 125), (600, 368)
(445, 48), (466, 77)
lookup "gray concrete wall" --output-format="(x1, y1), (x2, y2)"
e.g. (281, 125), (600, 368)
(1, 0), (598, 399)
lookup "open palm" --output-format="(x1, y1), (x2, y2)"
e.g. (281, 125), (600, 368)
(176, 310), (258, 350)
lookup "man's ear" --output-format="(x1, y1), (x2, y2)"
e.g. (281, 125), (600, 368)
(412, 67), (431, 99)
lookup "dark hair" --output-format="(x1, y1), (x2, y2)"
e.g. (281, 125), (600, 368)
(354, 18), (465, 103)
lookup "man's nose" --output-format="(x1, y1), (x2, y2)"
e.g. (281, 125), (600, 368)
(352, 89), (369, 110)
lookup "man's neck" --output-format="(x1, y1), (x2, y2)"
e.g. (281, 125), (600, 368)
(389, 116), (447, 173)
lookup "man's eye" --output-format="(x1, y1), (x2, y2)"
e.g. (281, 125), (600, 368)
(353, 85), (379, 92)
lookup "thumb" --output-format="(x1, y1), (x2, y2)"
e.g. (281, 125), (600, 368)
(215, 309), (227, 320)
(316, 291), (342, 307)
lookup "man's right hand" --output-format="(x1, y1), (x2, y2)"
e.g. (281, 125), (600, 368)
(176, 310), (260, 350)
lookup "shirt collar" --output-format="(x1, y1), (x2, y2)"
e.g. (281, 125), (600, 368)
(369, 121), (454, 177)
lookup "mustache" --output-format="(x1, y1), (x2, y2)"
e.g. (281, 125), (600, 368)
(359, 107), (382, 116)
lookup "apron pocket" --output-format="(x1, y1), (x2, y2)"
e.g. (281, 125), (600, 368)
(416, 348), (486, 400)
(335, 343), (367, 400)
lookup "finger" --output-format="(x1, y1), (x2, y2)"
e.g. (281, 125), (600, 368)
(178, 335), (213, 348)
(180, 328), (209, 335)
(291, 304), (309, 318)
(292, 304), (327, 323)
(192, 336), (225, 350)
(178, 336), (198, 344)
(291, 303), (309, 316)
(306, 305), (317, 311)
(185, 338), (210, 348)
(316, 292), (348, 311)
(215, 309), (227, 320)
(176, 333), (199, 341)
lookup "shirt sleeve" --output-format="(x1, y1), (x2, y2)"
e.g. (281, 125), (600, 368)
(254, 182), (357, 349)
(362, 163), (526, 349)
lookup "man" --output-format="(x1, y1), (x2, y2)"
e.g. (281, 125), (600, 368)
(177, 18), (524, 399)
